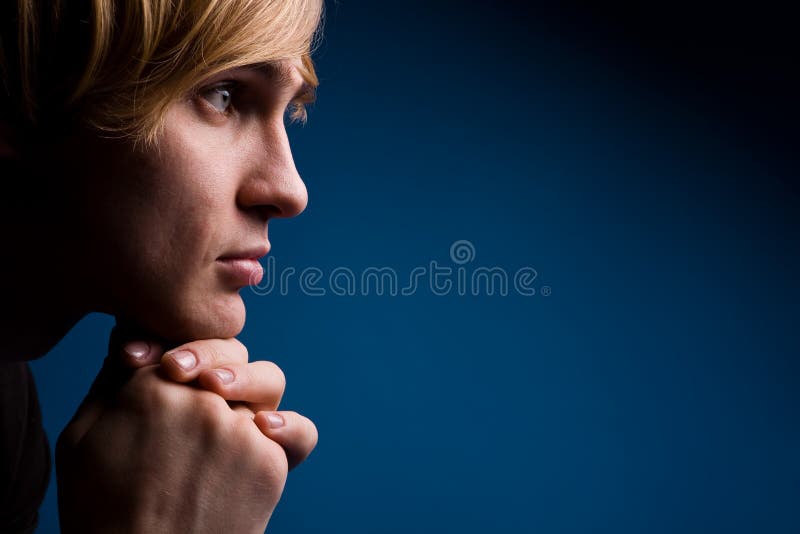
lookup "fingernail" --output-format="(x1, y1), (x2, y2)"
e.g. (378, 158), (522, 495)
(124, 341), (150, 359)
(266, 413), (285, 429)
(168, 350), (196, 371)
(212, 368), (234, 385)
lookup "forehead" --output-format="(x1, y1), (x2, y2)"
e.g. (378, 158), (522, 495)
(248, 59), (305, 89)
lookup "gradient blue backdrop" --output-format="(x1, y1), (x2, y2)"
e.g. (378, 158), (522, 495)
(31, 2), (799, 533)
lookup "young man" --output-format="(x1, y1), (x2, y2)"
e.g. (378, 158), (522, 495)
(0, 1), (323, 532)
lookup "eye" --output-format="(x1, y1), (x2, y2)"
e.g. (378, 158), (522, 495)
(200, 82), (238, 113)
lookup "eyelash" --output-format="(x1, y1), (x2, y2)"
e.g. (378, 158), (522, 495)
(198, 80), (308, 123)
(200, 82), (239, 115)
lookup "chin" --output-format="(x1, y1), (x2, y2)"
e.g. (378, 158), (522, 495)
(185, 293), (247, 341)
(131, 292), (247, 344)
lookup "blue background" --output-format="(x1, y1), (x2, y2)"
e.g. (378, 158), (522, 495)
(32, 2), (799, 533)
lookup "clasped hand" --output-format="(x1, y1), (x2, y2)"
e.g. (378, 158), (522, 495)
(56, 328), (318, 534)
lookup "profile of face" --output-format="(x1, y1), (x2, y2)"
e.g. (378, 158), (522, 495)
(64, 58), (310, 343)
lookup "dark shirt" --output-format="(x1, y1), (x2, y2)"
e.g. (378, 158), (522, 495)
(0, 362), (50, 534)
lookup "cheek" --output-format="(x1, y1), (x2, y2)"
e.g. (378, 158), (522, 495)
(141, 118), (241, 269)
(129, 115), (246, 336)
(107, 174), (244, 340)
(82, 105), (251, 340)
(136, 186), (234, 305)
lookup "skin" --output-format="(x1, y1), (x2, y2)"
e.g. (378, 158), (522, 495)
(0, 57), (318, 532)
(65, 59), (309, 342)
(58, 336), (317, 533)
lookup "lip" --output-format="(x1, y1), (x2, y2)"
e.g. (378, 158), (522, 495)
(218, 243), (271, 261)
(216, 243), (270, 287)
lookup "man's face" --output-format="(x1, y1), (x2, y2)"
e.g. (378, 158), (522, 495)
(72, 59), (309, 342)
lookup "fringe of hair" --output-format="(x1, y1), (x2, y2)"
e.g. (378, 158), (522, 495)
(2, 0), (323, 146)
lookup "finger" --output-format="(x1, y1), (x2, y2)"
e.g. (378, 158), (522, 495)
(228, 401), (256, 418)
(160, 338), (249, 382)
(108, 322), (166, 368)
(196, 361), (286, 409)
(253, 411), (318, 470)
(62, 322), (154, 447)
(59, 352), (139, 448)
(119, 340), (165, 367)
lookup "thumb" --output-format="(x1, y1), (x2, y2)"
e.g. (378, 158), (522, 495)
(110, 318), (166, 369)
(57, 353), (124, 450)
(58, 323), (153, 449)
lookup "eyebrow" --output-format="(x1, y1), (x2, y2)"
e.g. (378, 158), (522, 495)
(251, 62), (313, 101)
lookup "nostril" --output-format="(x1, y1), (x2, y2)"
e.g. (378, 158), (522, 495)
(251, 205), (281, 222)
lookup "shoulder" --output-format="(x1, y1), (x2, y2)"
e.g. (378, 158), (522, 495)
(0, 361), (51, 534)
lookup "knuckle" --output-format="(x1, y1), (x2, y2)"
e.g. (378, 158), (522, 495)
(194, 392), (232, 435)
(291, 412), (319, 449)
(229, 338), (249, 361)
(260, 361), (286, 389)
(122, 367), (167, 408)
(227, 413), (256, 444)
(305, 417), (319, 449)
(257, 439), (289, 483)
(227, 419), (287, 487)
(195, 390), (229, 418)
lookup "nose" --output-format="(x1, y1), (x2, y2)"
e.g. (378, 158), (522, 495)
(237, 122), (308, 220)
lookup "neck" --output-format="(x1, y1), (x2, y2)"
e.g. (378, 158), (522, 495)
(0, 294), (85, 362)
(0, 177), (90, 362)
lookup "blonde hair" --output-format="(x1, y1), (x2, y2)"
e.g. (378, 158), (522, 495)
(1, 0), (323, 146)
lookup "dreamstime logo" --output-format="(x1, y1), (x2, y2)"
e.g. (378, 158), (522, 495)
(249, 239), (551, 297)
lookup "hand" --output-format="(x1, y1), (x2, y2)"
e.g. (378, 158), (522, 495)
(56, 332), (317, 533)
(117, 331), (317, 470)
